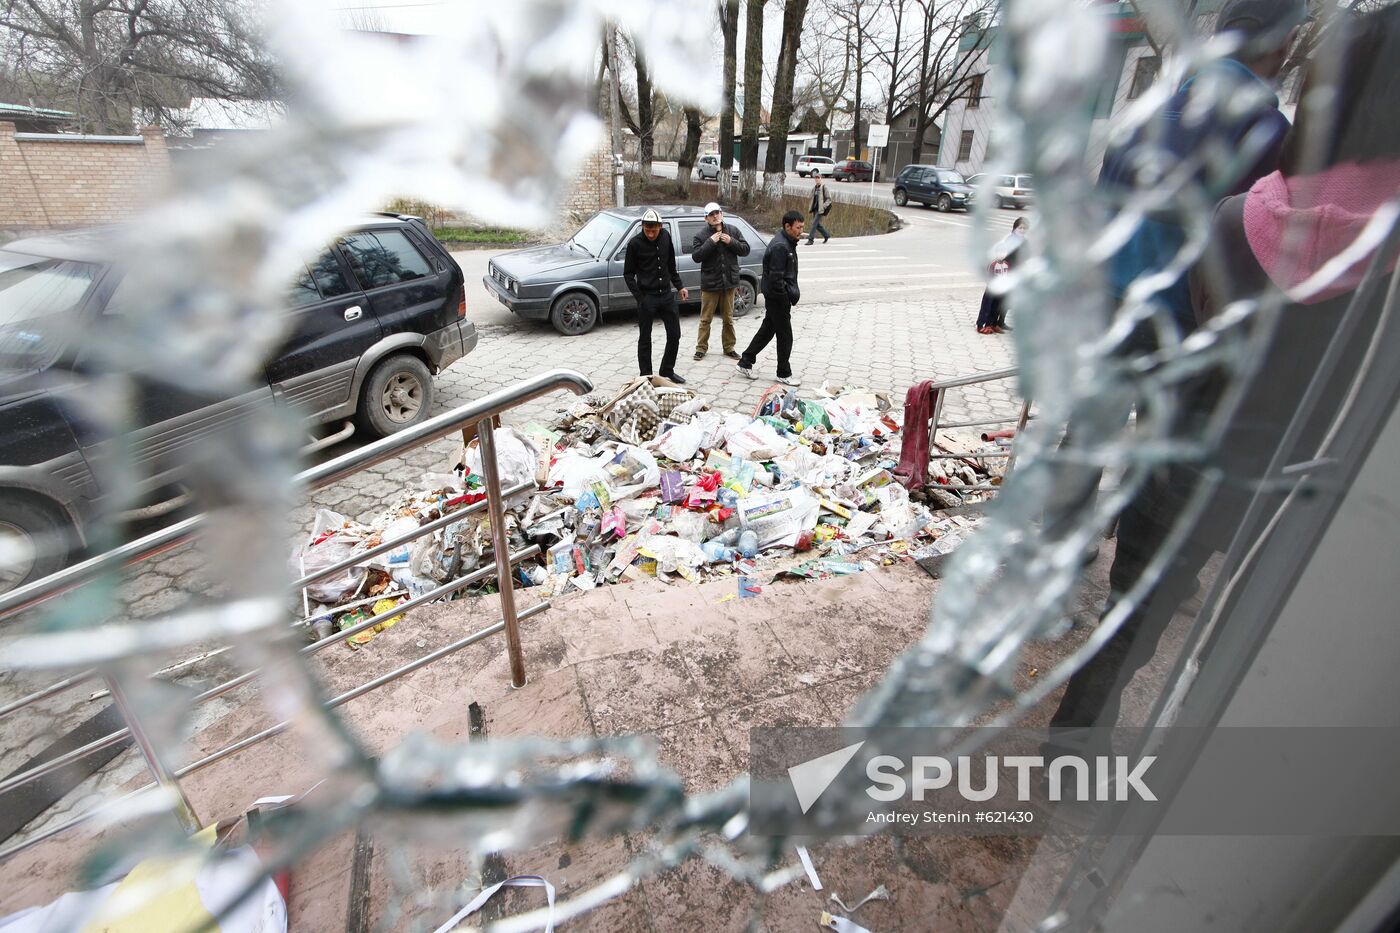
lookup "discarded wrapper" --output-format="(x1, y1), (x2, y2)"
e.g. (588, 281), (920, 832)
(820, 912), (874, 933)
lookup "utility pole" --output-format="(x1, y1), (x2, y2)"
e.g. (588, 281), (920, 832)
(607, 24), (626, 207)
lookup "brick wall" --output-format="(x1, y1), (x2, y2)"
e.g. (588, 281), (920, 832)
(559, 143), (616, 225)
(0, 122), (170, 235)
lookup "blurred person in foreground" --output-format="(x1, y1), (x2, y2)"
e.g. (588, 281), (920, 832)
(1097, 0), (1308, 344)
(1046, 2), (1400, 754)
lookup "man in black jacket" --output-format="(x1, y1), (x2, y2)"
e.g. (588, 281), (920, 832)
(622, 208), (690, 383)
(690, 201), (751, 361)
(737, 210), (804, 387)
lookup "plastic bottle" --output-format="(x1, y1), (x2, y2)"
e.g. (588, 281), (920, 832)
(737, 530), (759, 558)
(716, 527), (742, 547)
(702, 540), (736, 563)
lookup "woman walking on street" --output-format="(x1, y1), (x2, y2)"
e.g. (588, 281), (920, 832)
(807, 175), (832, 245)
(976, 217), (1028, 334)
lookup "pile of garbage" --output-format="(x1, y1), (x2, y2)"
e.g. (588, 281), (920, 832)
(293, 378), (1004, 645)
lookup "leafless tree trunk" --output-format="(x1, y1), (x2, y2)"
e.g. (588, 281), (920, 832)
(739, 0), (767, 201)
(718, 0), (740, 198)
(913, 0), (935, 165)
(677, 106), (703, 196)
(832, 0), (870, 161)
(633, 38), (655, 179)
(763, 0), (810, 196)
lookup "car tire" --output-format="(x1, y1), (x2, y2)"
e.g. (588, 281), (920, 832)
(356, 354), (434, 439)
(733, 279), (757, 319)
(798, 171), (808, 178)
(893, 188), (908, 206)
(997, 196), (1008, 209)
(550, 291), (599, 336)
(938, 194), (953, 212)
(0, 493), (76, 595)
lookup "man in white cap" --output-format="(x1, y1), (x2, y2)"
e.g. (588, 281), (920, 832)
(623, 207), (689, 383)
(689, 202), (751, 361)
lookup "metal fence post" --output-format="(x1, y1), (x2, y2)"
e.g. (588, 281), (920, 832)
(474, 423), (528, 688)
(103, 675), (201, 833)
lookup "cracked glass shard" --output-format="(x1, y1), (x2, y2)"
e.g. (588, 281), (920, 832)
(0, 0), (1394, 929)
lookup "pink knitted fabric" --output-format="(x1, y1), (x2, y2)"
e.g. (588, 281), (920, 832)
(1243, 161), (1400, 305)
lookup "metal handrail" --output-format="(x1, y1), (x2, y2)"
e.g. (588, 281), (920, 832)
(0, 544), (543, 799)
(0, 369), (592, 621)
(927, 366), (1020, 447)
(0, 601), (551, 864)
(0, 369), (593, 853)
(0, 479), (537, 728)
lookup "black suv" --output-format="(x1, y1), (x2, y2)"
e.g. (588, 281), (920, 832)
(892, 164), (976, 212)
(0, 214), (477, 593)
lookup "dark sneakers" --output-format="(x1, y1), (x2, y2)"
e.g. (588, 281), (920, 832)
(724, 350), (741, 360)
(662, 372), (687, 385)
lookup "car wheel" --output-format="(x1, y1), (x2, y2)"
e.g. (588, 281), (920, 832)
(893, 188), (908, 206)
(798, 171), (807, 178)
(356, 354), (434, 439)
(0, 493), (75, 595)
(938, 194), (953, 212)
(997, 196), (1007, 209)
(733, 280), (757, 319)
(550, 291), (599, 336)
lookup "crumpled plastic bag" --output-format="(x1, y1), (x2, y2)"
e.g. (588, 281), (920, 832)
(309, 508), (357, 543)
(603, 445), (659, 499)
(822, 393), (883, 434)
(668, 510), (711, 544)
(691, 410), (729, 450)
(636, 535), (706, 573)
(725, 419), (793, 461)
(296, 538), (367, 604)
(548, 450), (615, 499)
(652, 420), (706, 462)
(776, 448), (853, 488)
(465, 428), (540, 499)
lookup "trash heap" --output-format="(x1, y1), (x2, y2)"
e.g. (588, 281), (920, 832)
(294, 378), (1004, 645)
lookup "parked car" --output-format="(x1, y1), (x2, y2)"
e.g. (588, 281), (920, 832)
(967, 173), (1035, 210)
(0, 213), (477, 593)
(832, 159), (879, 182)
(891, 165), (976, 212)
(795, 155), (836, 178)
(484, 206), (767, 336)
(696, 153), (723, 181)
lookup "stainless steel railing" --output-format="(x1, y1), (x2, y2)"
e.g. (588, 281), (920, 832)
(923, 366), (1028, 491)
(0, 368), (593, 860)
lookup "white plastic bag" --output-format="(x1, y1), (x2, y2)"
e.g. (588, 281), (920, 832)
(295, 538), (366, 604)
(653, 421), (706, 462)
(606, 444), (660, 499)
(466, 428), (540, 498)
(636, 535), (706, 573)
(548, 450), (614, 499)
(725, 419), (793, 461)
